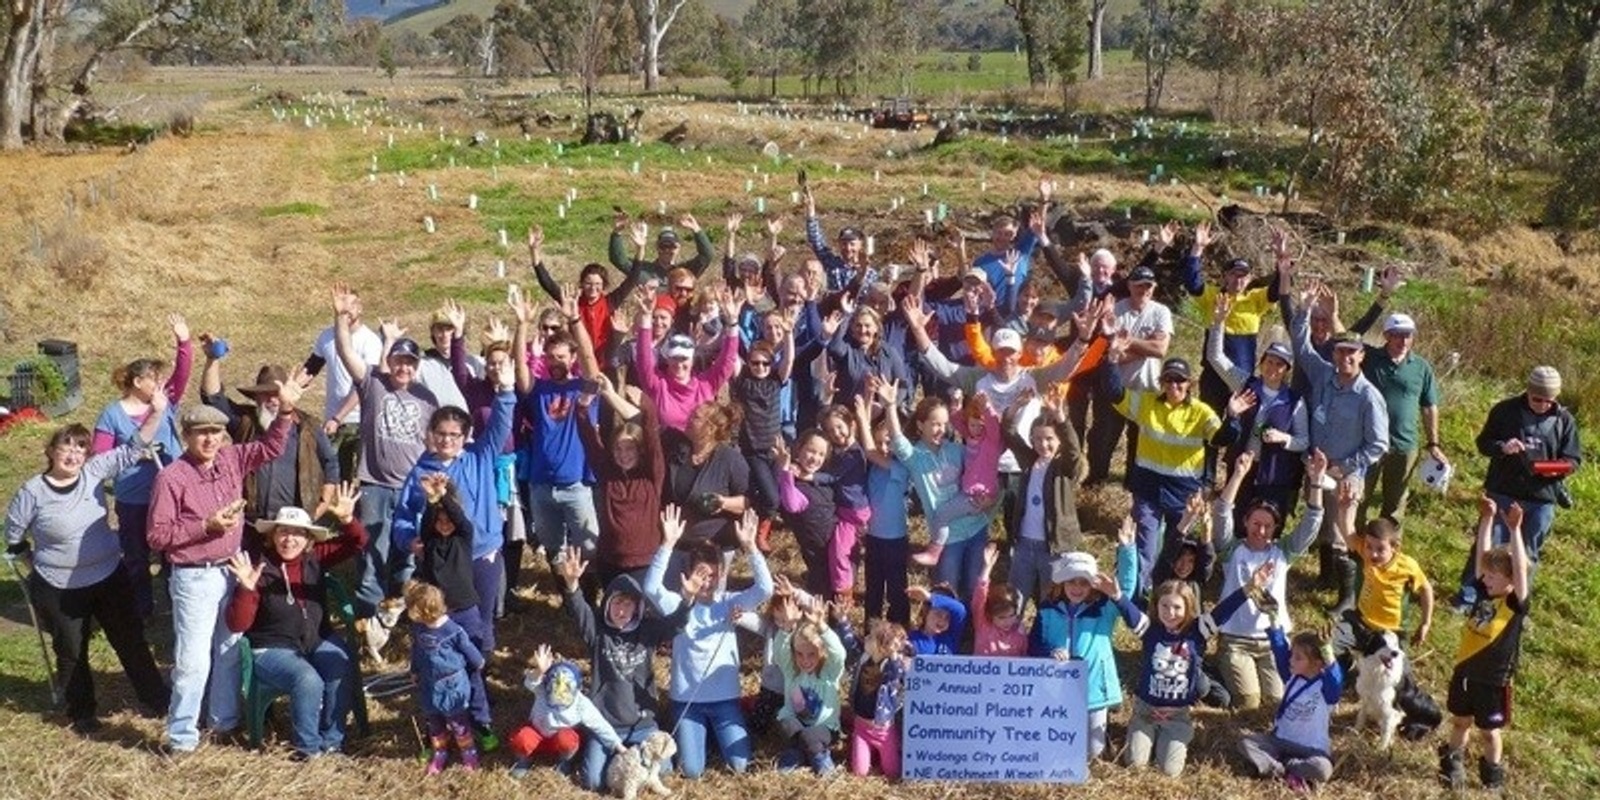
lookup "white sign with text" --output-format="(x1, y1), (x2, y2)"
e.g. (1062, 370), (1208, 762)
(902, 655), (1088, 784)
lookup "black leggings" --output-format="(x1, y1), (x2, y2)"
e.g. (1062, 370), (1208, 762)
(28, 568), (169, 722)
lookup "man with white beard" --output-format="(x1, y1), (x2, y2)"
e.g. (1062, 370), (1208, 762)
(198, 350), (339, 526)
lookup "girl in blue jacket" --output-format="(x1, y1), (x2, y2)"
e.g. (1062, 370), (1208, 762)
(1028, 523), (1138, 760)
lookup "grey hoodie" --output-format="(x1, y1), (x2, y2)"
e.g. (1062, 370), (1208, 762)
(564, 574), (683, 728)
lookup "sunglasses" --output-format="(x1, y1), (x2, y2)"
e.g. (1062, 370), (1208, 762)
(1161, 376), (1189, 385)
(671, 285), (695, 294)
(749, 360), (772, 367)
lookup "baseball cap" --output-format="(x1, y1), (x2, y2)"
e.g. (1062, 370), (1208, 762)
(1160, 358), (1192, 382)
(657, 228), (681, 246)
(838, 227), (863, 242)
(1226, 258), (1252, 274)
(991, 328), (1022, 352)
(1383, 313), (1416, 335)
(1259, 342), (1293, 368)
(389, 337), (423, 361)
(963, 267), (988, 284)
(1128, 265), (1157, 284)
(1329, 331), (1364, 351)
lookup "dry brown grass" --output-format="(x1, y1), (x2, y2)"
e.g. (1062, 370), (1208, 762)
(0, 65), (1591, 800)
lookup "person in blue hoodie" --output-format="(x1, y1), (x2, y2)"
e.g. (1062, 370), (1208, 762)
(1028, 527), (1137, 760)
(389, 364), (514, 751)
(557, 545), (685, 791)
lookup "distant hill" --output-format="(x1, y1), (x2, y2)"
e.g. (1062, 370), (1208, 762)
(347, 0), (448, 23)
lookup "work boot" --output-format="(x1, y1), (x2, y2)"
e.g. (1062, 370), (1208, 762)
(1328, 555), (1359, 616)
(1316, 541), (1338, 591)
(756, 519), (774, 554)
(1479, 756), (1506, 790)
(1438, 744), (1467, 789)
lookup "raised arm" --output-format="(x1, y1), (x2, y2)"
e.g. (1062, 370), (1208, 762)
(330, 283), (371, 385)
(1282, 450), (1328, 558)
(165, 315), (194, 404)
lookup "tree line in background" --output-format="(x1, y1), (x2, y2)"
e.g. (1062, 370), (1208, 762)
(6, 0), (1600, 231)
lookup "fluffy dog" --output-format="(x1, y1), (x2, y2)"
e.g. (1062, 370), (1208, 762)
(605, 730), (676, 800)
(1355, 630), (1407, 749)
(360, 597), (405, 663)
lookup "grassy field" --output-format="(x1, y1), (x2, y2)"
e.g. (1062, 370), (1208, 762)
(2, 66), (1600, 798)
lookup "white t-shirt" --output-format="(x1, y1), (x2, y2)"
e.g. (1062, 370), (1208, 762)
(312, 324), (382, 424)
(1018, 461), (1049, 542)
(418, 355), (468, 412)
(1112, 298), (1174, 391)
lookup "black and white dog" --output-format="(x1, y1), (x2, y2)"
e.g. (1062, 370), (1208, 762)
(1355, 631), (1408, 748)
(1354, 630), (1443, 747)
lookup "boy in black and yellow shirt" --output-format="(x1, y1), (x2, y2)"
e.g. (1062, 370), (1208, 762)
(1440, 496), (1531, 790)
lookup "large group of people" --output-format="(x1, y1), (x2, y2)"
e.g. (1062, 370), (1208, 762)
(2, 177), (1577, 794)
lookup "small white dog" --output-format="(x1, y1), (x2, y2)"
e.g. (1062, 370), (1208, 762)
(1355, 630), (1407, 749)
(605, 730), (676, 800)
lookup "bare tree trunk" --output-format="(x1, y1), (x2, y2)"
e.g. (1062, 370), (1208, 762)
(1, 0), (44, 149)
(1087, 0), (1107, 80)
(639, 0), (688, 91)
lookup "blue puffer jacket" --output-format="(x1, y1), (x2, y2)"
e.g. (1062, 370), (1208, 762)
(1027, 543), (1137, 712)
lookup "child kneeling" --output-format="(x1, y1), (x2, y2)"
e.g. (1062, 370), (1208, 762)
(1237, 617), (1343, 794)
(773, 601), (847, 775)
(509, 644), (624, 779)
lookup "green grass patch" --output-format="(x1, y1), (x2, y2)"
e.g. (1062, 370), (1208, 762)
(259, 201), (327, 218)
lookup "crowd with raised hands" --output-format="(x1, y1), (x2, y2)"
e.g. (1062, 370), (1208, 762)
(2, 176), (1578, 795)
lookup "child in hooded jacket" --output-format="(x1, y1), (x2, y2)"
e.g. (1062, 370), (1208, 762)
(1028, 529), (1138, 760)
(907, 584), (967, 655)
(509, 644), (624, 780)
(558, 546), (684, 791)
(406, 581), (485, 776)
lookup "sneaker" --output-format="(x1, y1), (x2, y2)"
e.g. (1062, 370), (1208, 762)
(461, 747), (480, 771)
(1284, 774), (1310, 795)
(776, 749), (803, 771)
(811, 752), (837, 776)
(509, 757), (533, 779)
(1438, 744), (1468, 789)
(1479, 756), (1506, 789)
(911, 542), (943, 567)
(473, 724), (500, 753)
(425, 749), (449, 776)
(155, 742), (197, 761)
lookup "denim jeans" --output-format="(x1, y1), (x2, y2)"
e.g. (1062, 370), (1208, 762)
(1456, 492), (1556, 603)
(166, 563), (241, 750)
(354, 482), (399, 618)
(933, 534), (987, 607)
(1131, 493), (1183, 601)
(251, 639), (351, 755)
(580, 718), (660, 790)
(446, 606), (493, 727)
(528, 482), (600, 564)
(1009, 538), (1053, 609)
(114, 501), (154, 619)
(671, 698), (751, 778)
